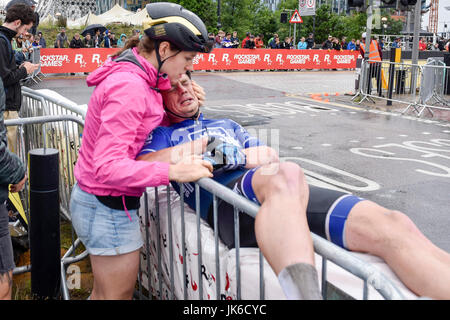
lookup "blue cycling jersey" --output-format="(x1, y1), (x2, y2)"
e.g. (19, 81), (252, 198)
(138, 113), (263, 219)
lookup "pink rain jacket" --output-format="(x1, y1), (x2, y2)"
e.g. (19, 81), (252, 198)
(74, 47), (172, 197)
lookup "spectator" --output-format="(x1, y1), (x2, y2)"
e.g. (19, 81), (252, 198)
(93, 29), (103, 48)
(306, 33), (315, 49)
(391, 37), (401, 49)
(0, 76), (27, 301)
(347, 38), (356, 50)
(83, 33), (94, 48)
(269, 35), (280, 49)
(437, 37), (445, 51)
(37, 31), (46, 48)
(32, 35), (40, 47)
(132, 29), (141, 39)
(255, 34), (264, 48)
(69, 33), (84, 48)
(221, 32), (233, 48)
(12, 36), (27, 65)
(0, 3), (39, 153)
(230, 31), (239, 48)
(341, 36), (347, 50)
(241, 32), (251, 48)
(280, 36), (293, 49)
(297, 37), (307, 50)
(215, 30), (224, 48)
(267, 33), (277, 47)
(379, 38), (385, 50)
(355, 39), (361, 51)
(117, 33), (127, 48)
(103, 30), (111, 48)
(431, 42), (440, 51)
(244, 34), (256, 49)
(322, 35), (333, 50)
(23, 33), (34, 55)
(419, 37), (427, 51)
(332, 37), (341, 51)
(29, 2), (39, 36)
(110, 33), (117, 48)
(55, 27), (69, 48)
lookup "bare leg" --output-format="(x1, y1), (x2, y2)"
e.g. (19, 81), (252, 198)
(345, 200), (450, 299)
(0, 271), (12, 300)
(251, 162), (313, 275)
(89, 249), (140, 300)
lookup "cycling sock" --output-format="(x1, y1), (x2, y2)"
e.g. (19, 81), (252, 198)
(277, 262), (323, 300)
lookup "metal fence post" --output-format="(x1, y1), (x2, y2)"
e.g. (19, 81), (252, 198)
(29, 148), (61, 299)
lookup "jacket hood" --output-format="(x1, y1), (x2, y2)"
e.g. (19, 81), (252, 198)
(86, 47), (171, 91)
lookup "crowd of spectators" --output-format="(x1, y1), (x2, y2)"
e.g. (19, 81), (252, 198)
(204, 30), (450, 53)
(21, 26), (450, 54)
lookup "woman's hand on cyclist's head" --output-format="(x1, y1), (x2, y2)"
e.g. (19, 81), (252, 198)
(191, 80), (206, 106)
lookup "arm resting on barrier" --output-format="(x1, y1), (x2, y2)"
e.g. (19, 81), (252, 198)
(137, 137), (208, 164)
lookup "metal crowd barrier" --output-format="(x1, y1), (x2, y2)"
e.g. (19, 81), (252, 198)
(5, 114), (87, 301)
(353, 59), (450, 117)
(134, 180), (407, 300)
(12, 87), (409, 300)
(22, 46), (45, 85)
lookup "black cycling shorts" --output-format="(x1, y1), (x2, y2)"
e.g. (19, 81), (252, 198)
(206, 169), (365, 249)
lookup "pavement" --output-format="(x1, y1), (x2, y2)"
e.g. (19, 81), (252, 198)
(27, 71), (450, 252)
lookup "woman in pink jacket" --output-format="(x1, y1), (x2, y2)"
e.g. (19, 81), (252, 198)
(70, 3), (214, 300)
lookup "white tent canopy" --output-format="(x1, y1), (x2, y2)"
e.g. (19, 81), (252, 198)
(40, 14), (56, 25)
(97, 4), (134, 25)
(85, 11), (106, 26)
(122, 7), (149, 26)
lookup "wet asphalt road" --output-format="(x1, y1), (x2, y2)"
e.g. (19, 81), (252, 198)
(31, 71), (450, 251)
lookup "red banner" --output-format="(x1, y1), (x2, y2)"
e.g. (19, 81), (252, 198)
(40, 48), (119, 73)
(40, 48), (360, 74)
(193, 49), (361, 70)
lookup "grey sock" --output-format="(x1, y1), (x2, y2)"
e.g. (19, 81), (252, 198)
(278, 263), (323, 300)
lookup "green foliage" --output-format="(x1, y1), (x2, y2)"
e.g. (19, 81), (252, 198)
(151, 0), (218, 33)
(38, 1), (405, 49)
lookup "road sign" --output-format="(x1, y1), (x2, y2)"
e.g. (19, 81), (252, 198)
(299, 0), (316, 16)
(289, 9), (303, 23)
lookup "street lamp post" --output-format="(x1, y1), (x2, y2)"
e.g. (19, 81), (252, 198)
(217, 0), (221, 29)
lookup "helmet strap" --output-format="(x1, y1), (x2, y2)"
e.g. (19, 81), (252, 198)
(151, 40), (182, 92)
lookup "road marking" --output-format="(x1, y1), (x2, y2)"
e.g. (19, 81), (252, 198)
(285, 93), (363, 111)
(282, 156), (381, 192)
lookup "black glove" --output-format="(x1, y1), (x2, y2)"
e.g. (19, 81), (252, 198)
(203, 136), (246, 171)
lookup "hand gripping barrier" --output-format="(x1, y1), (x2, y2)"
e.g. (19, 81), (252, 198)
(12, 87), (412, 300)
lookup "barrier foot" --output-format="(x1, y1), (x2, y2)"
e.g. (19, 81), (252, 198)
(358, 94), (375, 104)
(417, 106), (434, 118)
(401, 103), (420, 116)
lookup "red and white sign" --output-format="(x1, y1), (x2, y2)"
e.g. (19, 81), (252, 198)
(193, 49), (359, 71)
(40, 48), (359, 74)
(40, 48), (119, 73)
(289, 9), (303, 23)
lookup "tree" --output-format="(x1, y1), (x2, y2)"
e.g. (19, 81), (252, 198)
(152, 0), (217, 33)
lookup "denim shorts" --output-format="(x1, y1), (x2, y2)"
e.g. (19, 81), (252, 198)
(0, 202), (15, 274)
(70, 183), (143, 256)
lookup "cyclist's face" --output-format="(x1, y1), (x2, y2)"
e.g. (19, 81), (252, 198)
(162, 73), (199, 119)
